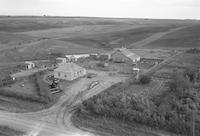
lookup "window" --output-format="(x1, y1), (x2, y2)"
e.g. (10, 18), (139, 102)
(65, 74), (67, 78)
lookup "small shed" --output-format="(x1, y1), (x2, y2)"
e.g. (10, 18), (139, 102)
(56, 57), (67, 63)
(25, 61), (35, 70)
(66, 54), (90, 62)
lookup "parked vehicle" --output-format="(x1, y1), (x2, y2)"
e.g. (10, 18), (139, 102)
(88, 81), (99, 89)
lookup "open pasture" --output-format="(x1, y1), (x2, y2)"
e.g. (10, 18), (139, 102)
(61, 25), (175, 49)
(153, 52), (200, 79)
(147, 24), (200, 48)
(3, 76), (37, 95)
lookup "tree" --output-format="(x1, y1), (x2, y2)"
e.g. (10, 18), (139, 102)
(138, 75), (151, 84)
(169, 72), (190, 94)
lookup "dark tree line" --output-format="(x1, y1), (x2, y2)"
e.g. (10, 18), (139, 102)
(79, 70), (200, 136)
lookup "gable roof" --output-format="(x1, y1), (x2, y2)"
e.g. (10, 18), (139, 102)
(54, 63), (84, 73)
(114, 48), (140, 61)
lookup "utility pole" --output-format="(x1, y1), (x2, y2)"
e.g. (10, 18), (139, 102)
(192, 110), (195, 136)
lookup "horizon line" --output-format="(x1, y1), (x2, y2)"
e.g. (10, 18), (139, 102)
(0, 15), (199, 21)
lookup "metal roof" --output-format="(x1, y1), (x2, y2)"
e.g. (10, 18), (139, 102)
(54, 63), (85, 73)
(116, 48), (140, 60)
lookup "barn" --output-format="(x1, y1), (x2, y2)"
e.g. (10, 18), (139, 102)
(54, 63), (87, 81)
(111, 48), (140, 63)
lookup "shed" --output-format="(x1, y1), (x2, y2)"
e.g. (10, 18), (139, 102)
(56, 57), (67, 63)
(66, 54), (90, 62)
(25, 61), (35, 70)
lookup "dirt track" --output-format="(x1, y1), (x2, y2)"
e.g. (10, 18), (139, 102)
(0, 70), (127, 136)
(129, 26), (186, 48)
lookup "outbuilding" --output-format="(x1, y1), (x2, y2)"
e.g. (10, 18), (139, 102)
(56, 57), (67, 63)
(25, 61), (35, 70)
(111, 48), (140, 64)
(54, 63), (87, 81)
(66, 54), (90, 62)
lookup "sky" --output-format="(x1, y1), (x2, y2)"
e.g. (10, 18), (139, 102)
(0, 0), (200, 19)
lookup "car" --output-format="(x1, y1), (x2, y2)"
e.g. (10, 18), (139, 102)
(88, 81), (99, 89)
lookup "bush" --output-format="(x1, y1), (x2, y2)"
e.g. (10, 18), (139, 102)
(169, 72), (190, 94)
(96, 62), (105, 68)
(184, 68), (197, 82)
(138, 75), (151, 84)
(186, 48), (200, 54)
(35, 72), (53, 103)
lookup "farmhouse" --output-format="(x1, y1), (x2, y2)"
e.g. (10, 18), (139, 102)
(111, 48), (140, 63)
(66, 54), (90, 62)
(25, 61), (35, 70)
(54, 63), (87, 81)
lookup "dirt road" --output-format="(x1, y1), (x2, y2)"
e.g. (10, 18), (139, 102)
(129, 27), (186, 48)
(0, 70), (127, 136)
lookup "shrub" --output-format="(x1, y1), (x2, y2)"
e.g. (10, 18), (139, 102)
(138, 75), (151, 84)
(186, 48), (200, 54)
(96, 62), (105, 68)
(168, 72), (190, 94)
(35, 72), (53, 103)
(184, 68), (197, 82)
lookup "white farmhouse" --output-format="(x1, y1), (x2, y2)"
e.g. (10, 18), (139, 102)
(54, 63), (87, 81)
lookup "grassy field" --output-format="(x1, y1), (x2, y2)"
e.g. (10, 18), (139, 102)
(0, 17), (199, 65)
(153, 52), (200, 79)
(130, 49), (178, 59)
(3, 76), (37, 95)
(60, 26), (175, 49)
(0, 125), (25, 136)
(147, 25), (200, 49)
(0, 71), (64, 113)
